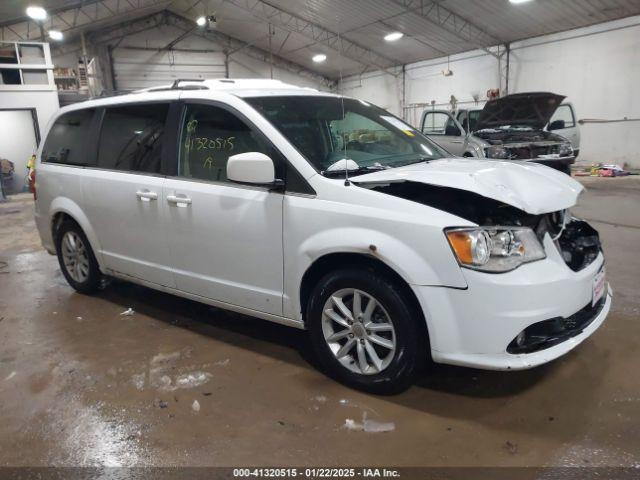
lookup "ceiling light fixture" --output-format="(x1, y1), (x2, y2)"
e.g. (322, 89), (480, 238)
(196, 16), (207, 26)
(48, 30), (63, 41)
(384, 32), (404, 42)
(312, 53), (327, 63)
(26, 6), (47, 21)
(509, 0), (533, 4)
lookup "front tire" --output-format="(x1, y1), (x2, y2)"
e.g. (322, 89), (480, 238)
(306, 268), (425, 394)
(55, 221), (102, 294)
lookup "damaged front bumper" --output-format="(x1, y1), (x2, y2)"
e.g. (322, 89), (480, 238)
(529, 154), (575, 170)
(412, 233), (611, 371)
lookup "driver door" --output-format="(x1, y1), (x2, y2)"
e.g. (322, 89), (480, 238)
(421, 110), (466, 156)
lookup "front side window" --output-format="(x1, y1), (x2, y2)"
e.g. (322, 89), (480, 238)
(246, 96), (446, 175)
(422, 111), (460, 136)
(97, 103), (169, 173)
(178, 104), (272, 183)
(42, 109), (95, 165)
(549, 105), (575, 128)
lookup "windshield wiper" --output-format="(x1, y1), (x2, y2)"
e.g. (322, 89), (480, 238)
(390, 155), (431, 167)
(322, 164), (388, 178)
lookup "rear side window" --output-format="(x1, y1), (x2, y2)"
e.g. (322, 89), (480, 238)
(42, 109), (94, 165)
(97, 103), (169, 173)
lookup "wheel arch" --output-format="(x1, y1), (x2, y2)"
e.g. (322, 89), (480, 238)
(49, 198), (104, 267)
(299, 252), (428, 341)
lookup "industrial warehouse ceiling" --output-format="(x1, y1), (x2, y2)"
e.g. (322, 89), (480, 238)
(2, 0), (640, 80)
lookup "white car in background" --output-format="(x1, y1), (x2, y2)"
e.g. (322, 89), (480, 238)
(546, 102), (581, 157)
(421, 93), (579, 174)
(34, 79), (610, 393)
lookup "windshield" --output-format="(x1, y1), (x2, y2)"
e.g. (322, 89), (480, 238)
(245, 96), (448, 176)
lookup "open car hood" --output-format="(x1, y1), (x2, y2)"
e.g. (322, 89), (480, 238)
(475, 92), (566, 131)
(351, 158), (584, 215)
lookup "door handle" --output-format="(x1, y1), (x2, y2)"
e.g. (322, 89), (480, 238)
(167, 194), (192, 206)
(136, 190), (158, 201)
(450, 140), (464, 144)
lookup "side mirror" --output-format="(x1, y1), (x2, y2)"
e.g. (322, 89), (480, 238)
(548, 119), (565, 131)
(227, 152), (280, 187)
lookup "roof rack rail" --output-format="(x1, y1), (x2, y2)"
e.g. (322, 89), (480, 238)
(170, 78), (208, 89)
(98, 90), (132, 98)
(139, 79), (210, 93)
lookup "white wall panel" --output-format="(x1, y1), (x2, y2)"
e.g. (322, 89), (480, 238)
(341, 16), (640, 168)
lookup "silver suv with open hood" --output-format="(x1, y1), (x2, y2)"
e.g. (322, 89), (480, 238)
(420, 92), (575, 174)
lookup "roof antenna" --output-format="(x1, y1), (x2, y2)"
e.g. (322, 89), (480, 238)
(335, 15), (350, 186)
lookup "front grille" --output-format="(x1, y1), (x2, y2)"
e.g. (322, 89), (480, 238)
(507, 144), (560, 160)
(507, 295), (607, 354)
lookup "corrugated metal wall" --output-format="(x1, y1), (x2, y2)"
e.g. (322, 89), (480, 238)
(113, 47), (226, 90)
(111, 25), (227, 90)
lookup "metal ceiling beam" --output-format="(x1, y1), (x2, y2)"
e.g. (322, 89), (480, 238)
(0, 0), (170, 41)
(220, 0), (400, 76)
(165, 11), (335, 87)
(47, 9), (333, 87)
(388, 0), (503, 57)
(50, 11), (169, 56)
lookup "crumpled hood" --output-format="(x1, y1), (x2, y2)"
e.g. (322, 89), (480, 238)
(351, 158), (584, 215)
(475, 92), (565, 131)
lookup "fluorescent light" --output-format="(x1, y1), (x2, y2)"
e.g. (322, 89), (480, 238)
(196, 16), (206, 26)
(48, 30), (63, 41)
(509, 0), (533, 3)
(26, 6), (47, 20)
(384, 32), (404, 42)
(312, 53), (327, 63)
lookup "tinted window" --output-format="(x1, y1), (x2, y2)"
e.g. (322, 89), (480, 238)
(42, 109), (94, 165)
(97, 103), (169, 173)
(178, 104), (273, 183)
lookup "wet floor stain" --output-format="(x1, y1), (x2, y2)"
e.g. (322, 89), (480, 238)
(1, 183), (640, 467)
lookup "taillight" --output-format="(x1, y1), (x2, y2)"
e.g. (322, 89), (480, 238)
(29, 170), (36, 200)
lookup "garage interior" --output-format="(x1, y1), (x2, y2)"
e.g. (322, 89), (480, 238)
(1, 0), (640, 474)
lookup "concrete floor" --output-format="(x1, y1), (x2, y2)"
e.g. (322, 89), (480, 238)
(0, 177), (639, 468)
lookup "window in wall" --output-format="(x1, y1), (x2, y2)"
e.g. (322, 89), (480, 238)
(178, 104), (272, 183)
(21, 69), (48, 85)
(97, 103), (169, 173)
(549, 105), (575, 128)
(17, 45), (45, 63)
(41, 108), (95, 165)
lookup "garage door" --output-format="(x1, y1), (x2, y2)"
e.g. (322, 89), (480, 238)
(112, 47), (226, 91)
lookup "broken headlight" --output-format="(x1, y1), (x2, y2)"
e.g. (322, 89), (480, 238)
(558, 143), (573, 157)
(484, 145), (511, 159)
(445, 227), (546, 272)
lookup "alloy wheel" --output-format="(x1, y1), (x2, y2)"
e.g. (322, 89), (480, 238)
(61, 231), (90, 283)
(321, 288), (396, 375)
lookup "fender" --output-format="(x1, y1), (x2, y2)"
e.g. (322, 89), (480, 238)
(49, 196), (105, 269)
(283, 226), (468, 321)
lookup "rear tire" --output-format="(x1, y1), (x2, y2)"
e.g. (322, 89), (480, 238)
(306, 268), (425, 394)
(55, 221), (102, 294)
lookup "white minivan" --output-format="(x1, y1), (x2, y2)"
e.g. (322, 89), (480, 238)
(34, 79), (610, 393)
